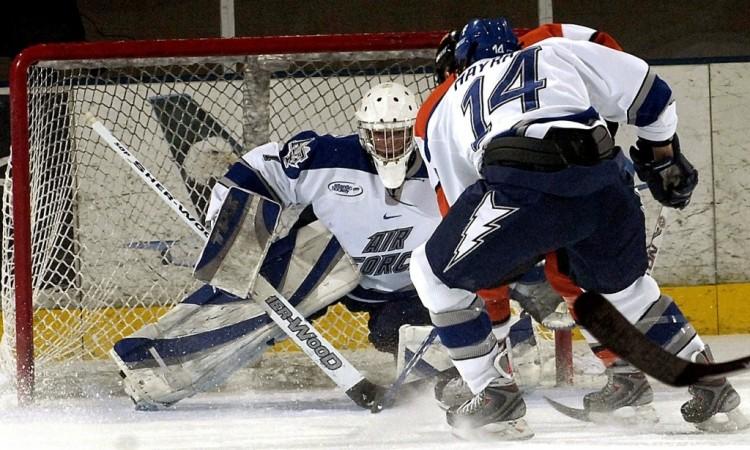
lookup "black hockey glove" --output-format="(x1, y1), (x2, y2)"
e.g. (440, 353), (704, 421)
(629, 134), (698, 209)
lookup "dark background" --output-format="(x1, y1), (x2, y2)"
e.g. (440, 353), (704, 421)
(4, 0), (750, 71)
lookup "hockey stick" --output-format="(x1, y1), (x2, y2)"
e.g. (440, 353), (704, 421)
(544, 202), (670, 412)
(573, 291), (750, 386)
(371, 327), (439, 413)
(645, 205), (668, 276)
(570, 202), (750, 386)
(86, 113), (384, 408)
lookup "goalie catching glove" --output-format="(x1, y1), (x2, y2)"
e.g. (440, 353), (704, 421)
(630, 134), (698, 209)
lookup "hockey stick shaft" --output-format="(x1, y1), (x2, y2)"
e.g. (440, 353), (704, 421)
(87, 114), (382, 407)
(86, 114), (211, 240)
(646, 205), (668, 275)
(574, 291), (750, 386)
(372, 327), (439, 412)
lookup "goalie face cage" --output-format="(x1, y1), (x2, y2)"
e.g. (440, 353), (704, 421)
(5, 31), (572, 404)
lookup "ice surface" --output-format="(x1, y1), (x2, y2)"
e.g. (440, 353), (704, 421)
(1, 336), (749, 449)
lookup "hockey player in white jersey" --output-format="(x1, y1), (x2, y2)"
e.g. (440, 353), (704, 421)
(410, 17), (744, 439)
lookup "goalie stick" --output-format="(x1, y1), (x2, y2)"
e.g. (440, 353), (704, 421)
(86, 113), (384, 408)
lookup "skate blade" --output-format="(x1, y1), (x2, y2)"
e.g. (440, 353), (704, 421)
(588, 404), (660, 427)
(694, 408), (750, 433)
(451, 418), (534, 441)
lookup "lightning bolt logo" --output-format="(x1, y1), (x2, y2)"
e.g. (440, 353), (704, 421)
(445, 192), (518, 271)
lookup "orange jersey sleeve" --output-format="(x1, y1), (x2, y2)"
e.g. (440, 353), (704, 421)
(518, 23), (622, 51)
(518, 23), (564, 47)
(589, 30), (623, 51)
(415, 73), (455, 140)
(544, 251), (582, 299)
(435, 185), (451, 217)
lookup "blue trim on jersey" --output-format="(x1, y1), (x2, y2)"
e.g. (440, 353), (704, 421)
(486, 107), (600, 140)
(521, 106), (600, 130)
(436, 312), (493, 349)
(114, 314), (273, 364)
(634, 75), (672, 127)
(411, 156), (430, 179)
(280, 132), (377, 179)
(224, 161), (278, 201)
(348, 286), (419, 302)
(422, 138), (432, 163)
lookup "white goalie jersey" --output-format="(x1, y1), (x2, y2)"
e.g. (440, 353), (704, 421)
(207, 130), (442, 301)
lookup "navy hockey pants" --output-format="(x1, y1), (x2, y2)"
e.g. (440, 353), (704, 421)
(424, 172), (648, 295)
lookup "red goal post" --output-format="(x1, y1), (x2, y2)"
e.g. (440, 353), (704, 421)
(5, 29), (570, 404)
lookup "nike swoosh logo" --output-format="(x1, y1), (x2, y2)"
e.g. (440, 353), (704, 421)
(383, 213), (402, 220)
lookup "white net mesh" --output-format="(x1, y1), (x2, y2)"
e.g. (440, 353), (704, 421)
(1, 46), (435, 395)
(1, 39), (576, 398)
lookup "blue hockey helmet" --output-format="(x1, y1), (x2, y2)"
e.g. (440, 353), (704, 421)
(454, 17), (519, 72)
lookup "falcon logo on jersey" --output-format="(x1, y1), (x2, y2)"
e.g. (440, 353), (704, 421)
(445, 192), (518, 271)
(283, 138), (313, 169)
(328, 181), (363, 197)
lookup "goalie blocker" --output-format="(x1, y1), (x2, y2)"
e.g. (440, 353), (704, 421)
(110, 189), (362, 409)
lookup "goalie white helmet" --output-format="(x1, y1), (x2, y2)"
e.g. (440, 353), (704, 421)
(356, 82), (418, 189)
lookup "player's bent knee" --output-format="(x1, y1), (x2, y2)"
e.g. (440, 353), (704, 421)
(600, 274), (660, 322)
(410, 244), (475, 314)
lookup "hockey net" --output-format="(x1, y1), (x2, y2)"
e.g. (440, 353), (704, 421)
(2, 33), (580, 402)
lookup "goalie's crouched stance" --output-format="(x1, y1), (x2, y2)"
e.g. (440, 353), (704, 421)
(110, 220), (361, 410)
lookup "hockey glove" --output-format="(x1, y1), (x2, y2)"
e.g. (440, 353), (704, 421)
(630, 134), (698, 209)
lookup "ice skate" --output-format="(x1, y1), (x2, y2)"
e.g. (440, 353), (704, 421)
(681, 349), (748, 433)
(436, 326), (541, 409)
(582, 365), (658, 425)
(446, 349), (533, 440)
(434, 369), (472, 410)
(546, 363), (658, 426)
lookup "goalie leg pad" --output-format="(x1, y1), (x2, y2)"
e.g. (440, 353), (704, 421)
(112, 221), (360, 408)
(111, 285), (283, 408)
